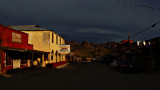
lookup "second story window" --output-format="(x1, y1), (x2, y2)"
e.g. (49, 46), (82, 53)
(56, 36), (58, 44)
(60, 38), (61, 45)
(52, 33), (54, 43)
(62, 40), (65, 45)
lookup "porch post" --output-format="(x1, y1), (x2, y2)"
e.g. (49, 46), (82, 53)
(48, 53), (51, 64)
(42, 53), (45, 67)
(0, 64), (1, 75)
(0, 39), (2, 75)
(31, 51), (34, 67)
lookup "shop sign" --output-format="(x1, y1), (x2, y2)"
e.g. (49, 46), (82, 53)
(12, 32), (21, 43)
(137, 41), (151, 48)
(58, 45), (70, 55)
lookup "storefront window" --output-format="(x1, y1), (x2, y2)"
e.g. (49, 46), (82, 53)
(21, 52), (27, 64)
(21, 60), (27, 64)
(6, 55), (12, 66)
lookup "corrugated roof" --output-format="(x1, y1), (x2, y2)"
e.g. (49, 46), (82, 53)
(9, 25), (50, 31)
(8, 25), (65, 40)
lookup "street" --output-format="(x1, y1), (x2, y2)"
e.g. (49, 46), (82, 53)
(0, 62), (160, 90)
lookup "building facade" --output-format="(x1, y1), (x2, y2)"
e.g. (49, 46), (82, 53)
(0, 25), (33, 73)
(117, 38), (160, 70)
(9, 25), (67, 67)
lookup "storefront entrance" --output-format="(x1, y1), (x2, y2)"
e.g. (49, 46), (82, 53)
(5, 50), (27, 70)
(13, 59), (21, 69)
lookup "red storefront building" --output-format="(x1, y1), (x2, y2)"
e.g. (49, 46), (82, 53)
(0, 25), (33, 73)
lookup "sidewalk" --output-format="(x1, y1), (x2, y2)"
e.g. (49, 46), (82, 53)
(0, 63), (69, 78)
(0, 67), (48, 78)
(56, 63), (69, 69)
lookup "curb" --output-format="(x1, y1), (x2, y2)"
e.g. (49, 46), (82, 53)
(56, 63), (69, 69)
(1, 74), (12, 78)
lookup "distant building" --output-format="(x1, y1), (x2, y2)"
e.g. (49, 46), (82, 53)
(119, 40), (133, 44)
(117, 37), (160, 69)
(81, 41), (90, 47)
(117, 40), (133, 60)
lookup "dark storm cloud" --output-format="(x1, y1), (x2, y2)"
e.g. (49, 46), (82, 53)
(1, 0), (160, 42)
(51, 25), (127, 43)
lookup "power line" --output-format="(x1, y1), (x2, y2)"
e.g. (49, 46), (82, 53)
(130, 20), (160, 38)
(112, 0), (160, 39)
(13, 0), (31, 24)
(144, 28), (160, 39)
(112, 0), (160, 11)
(0, 11), (14, 25)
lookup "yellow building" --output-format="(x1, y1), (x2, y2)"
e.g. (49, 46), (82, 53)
(9, 25), (67, 67)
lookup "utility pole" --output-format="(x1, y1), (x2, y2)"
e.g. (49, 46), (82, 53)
(128, 32), (130, 41)
(0, 39), (2, 75)
(107, 39), (111, 61)
(126, 32), (130, 60)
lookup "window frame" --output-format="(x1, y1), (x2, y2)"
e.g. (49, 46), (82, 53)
(52, 32), (54, 43)
(56, 36), (58, 44)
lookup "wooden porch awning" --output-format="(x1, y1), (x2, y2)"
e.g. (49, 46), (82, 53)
(2, 47), (50, 53)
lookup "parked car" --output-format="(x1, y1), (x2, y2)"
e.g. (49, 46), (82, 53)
(117, 60), (138, 73)
(97, 58), (105, 63)
(109, 60), (121, 68)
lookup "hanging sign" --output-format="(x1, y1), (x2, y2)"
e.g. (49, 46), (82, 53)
(58, 45), (70, 55)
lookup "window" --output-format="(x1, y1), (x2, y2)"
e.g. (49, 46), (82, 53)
(43, 32), (50, 45)
(44, 53), (48, 61)
(63, 40), (65, 44)
(21, 60), (27, 64)
(56, 36), (58, 44)
(52, 33), (54, 43)
(60, 38), (61, 45)
(51, 56), (53, 60)
(51, 50), (54, 60)
(55, 51), (58, 62)
(6, 54), (12, 65)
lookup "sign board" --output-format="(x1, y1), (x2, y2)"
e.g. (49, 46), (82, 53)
(58, 45), (70, 55)
(12, 32), (21, 43)
(137, 41), (151, 48)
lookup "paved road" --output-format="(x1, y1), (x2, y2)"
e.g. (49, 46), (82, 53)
(0, 62), (160, 90)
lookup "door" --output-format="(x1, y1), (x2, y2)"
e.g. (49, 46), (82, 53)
(13, 59), (21, 69)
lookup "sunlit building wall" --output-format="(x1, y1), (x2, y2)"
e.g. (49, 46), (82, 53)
(9, 25), (66, 67)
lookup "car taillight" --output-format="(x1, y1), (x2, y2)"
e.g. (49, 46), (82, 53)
(121, 65), (127, 67)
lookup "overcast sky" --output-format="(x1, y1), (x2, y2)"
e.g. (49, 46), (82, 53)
(0, 0), (160, 43)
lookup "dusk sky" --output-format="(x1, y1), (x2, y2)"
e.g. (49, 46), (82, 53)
(0, 0), (160, 43)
